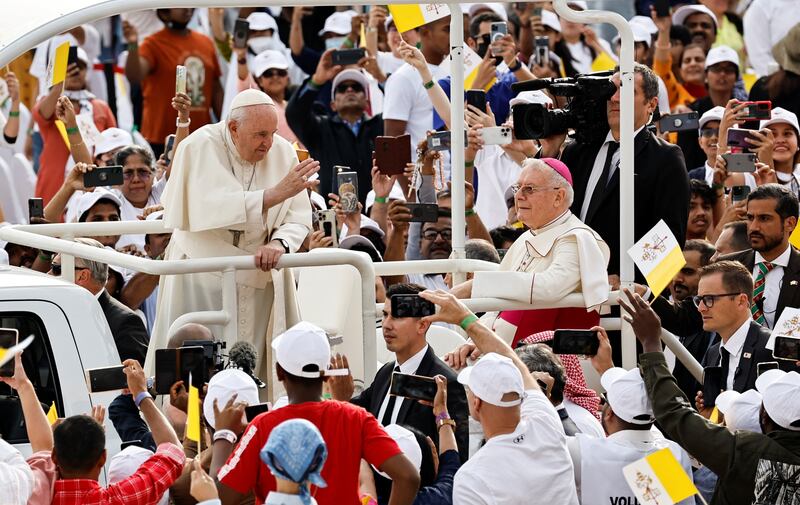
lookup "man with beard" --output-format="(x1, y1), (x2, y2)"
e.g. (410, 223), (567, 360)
(385, 206), (454, 290)
(687, 180), (716, 240)
(672, 4), (717, 52)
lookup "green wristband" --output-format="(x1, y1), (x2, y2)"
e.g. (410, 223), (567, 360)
(464, 160), (474, 168)
(459, 314), (479, 330)
(65, 126), (79, 135)
(423, 80), (435, 90)
(465, 208), (476, 217)
(374, 196), (387, 204)
(9, 110), (20, 118)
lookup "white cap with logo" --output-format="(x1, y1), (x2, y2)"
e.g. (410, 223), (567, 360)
(457, 352), (525, 407)
(74, 188), (122, 222)
(272, 321), (348, 378)
(509, 90), (553, 108)
(672, 4), (719, 29)
(319, 10), (358, 36)
(705, 45), (739, 70)
(203, 369), (260, 429)
(757, 369), (800, 431)
(699, 106), (725, 130)
(246, 12), (279, 33)
(600, 367), (655, 425)
(760, 107), (800, 133)
(251, 50), (290, 77)
(716, 389), (763, 433)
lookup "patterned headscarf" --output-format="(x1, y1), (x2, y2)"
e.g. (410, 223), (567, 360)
(520, 330), (601, 420)
(260, 419), (328, 505)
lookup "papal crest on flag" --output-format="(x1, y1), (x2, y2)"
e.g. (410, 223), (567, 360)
(388, 4), (450, 33)
(627, 220), (685, 298)
(622, 447), (703, 505)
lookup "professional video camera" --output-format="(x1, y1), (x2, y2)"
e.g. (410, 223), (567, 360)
(511, 71), (617, 144)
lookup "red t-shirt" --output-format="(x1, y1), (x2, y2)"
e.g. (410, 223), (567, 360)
(218, 400), (401, 505)
(138, 29), (221, 143)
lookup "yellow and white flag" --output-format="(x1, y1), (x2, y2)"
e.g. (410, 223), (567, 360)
(463, 45), (496, 91)
(623, 448), (701, 505)
(45, 41), (70, 88)
(388, 4), (450, 33)
(186, 373), (201, 443)
(0, 335), (34, 368)
(789, 224), (800, 250)
(627, 220), (685, 298)
(46, 402), (58, 426)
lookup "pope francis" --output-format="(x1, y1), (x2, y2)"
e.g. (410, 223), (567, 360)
(147, 89), (317, 379)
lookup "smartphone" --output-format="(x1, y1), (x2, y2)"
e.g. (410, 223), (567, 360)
(490, 22), (508, 57)
(164, 134), (176, 165)
(154, 346), (206, 394)
(67, 46), (79, 66)
(551, 329), (600, 356)
(175, 65), (187, 95)
(731, 185), (751, 203)
(428, 131), (452, 152)
(757, 361), (780, 375)
(466, 89), (487, 113)
(28, 197), (44, 222)
(296, 149), (310, 162)
(245, 402), (271, 422)
(726, 127), (758, 149)
(390, 294), (436, 318)
(315, 209), (339, 247)
(702, 365), (723, 408)
(773, 336), (800, 361)
(654, 0), (671, 17)
(406, 203), (439, 223)
(0, 328), (19, 377)
(85, 365), (128, 393)
(389, 372), (437, 402)
(332, 48), (366, 66)
(722, 153), (757, 173)
(336, 167), (359, 214)
(374, 135), (411, 175)
(480, 126), (513, 145)
(533, 36), (550, 67)
(83, 165), (124, 188)
(739, 100), (772, 121)
(658, 112), (700, 132)
(233, 19), (250, 49)
(532, 6), (543, 17)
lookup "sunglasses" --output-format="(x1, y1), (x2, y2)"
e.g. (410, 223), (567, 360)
(50, 264), (88, 276)
(336, 82), (365, 94)
(262, 68), (288, 78)
(699, 128), (719, 138)
(123, 168), (153, 180)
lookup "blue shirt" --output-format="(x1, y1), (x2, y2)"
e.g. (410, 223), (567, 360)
(414, 449), (460, 505)
(433, 70), (518, 130)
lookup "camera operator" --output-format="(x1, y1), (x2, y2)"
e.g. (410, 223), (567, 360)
(538, 64), (689, 286)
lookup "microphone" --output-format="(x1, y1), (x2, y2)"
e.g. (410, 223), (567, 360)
(228, 341), (265, 388)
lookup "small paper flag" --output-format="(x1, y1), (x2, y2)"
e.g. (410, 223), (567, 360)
(54, 120), (71, 150)
(709, 406), (720, 424)
(186, 373), (201, 443)
(627, 220), (686, 298)
(591, 51), (618, 72)
(0, 335), (34, 369)
(463, 45), (496, 91)
(46, 41), (70, 88)
(765, 306), (800, 351)
(46, 402), (58, 425)
(623, 447), (700, 505)
(388, 3), (450, 33)
(788, 224), (800, 251)
(360, 22), (368, 48)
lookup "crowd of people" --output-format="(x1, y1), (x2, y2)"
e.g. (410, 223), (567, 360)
(2, 0), (800, 504)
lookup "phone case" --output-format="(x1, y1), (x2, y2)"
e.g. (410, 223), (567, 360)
(374, 135), (411, 175)
(233, 19), (250, 49)
(726, 128), (756, 148)
(466, 90), (487, 112)
(480, 126), (513, 145)
(428, 132), (451, 152)
(84, 166), (124, 188)
(316, 209), (339, 247)
(336, 169), (359, 214)
(722, 153), (756, 173)
(176, 65), (187, 94)
(332, 48), (366, 66)
(406, 203), (439, 223)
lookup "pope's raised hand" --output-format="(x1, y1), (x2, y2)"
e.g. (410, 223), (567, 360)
(265, 159), (320, 209)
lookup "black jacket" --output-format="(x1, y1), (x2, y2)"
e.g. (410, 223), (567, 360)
(562, 127), (690, 276)
(286, 79), (383, 204)
(98, 290), (149, 364)
(701, 320), (776, 397)
(721, 247), (800, 326)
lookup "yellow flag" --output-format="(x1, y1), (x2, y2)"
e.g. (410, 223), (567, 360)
(789, 224), (800, 250)
(360, 22), (368, 48)
(627, 220), (686, 298)
(0, 348), (6, 364)
(388, 4), (449, 33)
(463, 45), (497, 91)
(186, 380), (201, 443)
(54, 120), (71, 150)
(709, 406), (720, 424)
(623, 447), (700, 504)
(47, 41), (70, 88)
(591, 51), (618, 72)
(47, 402), (58, 425)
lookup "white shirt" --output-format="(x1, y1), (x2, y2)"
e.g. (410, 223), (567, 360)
(743, 0), (800, 76)
(376, 51), (405, 76)
(453, 389), (579, 505)
(376, 344), (429, 426)
(407, 273), (448, 292)
(562, 399), (605, 438)
(565, 39), (615, 75)
(703, 162), (756, 190)
(720, 318), (752, 390)
(474, 144), (522, 231)
(753, 245), (791, 328)
(114, 176), (168, 253)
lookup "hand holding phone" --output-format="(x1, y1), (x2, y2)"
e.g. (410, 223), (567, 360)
(551, 330), (600, 356)
(175, 66), (187, 95)
(0, 329), (19, 377)
(85, 365), (129, 393)
(391, 294), (436, 318)
(83, 165), (124, 187)
(233, 19), (250, 49)
(331, 48), (366, 66)
(390, 372), (437, 402)
(28, 198), (44, 222)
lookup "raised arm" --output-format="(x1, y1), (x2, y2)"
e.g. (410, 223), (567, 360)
(44, 163), (95, 222)
(3, 73), (21, 141)
(0, 353), (53, 452)
(123, 21), (152, 85)
(396, 41), (452, 130)
(123, 359), (181, 448)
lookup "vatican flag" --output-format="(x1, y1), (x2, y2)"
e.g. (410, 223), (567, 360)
(627, 220), (685, 298)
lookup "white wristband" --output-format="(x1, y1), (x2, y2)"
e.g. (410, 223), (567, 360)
(176, 117), (191, 128)
(213, 429), (238, 445)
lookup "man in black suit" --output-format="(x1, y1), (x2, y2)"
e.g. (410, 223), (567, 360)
(49, 238), (149, 364)
(541, 63), (690, 283)
(721, 184), (800, 329)
(330, 283), (468, 502)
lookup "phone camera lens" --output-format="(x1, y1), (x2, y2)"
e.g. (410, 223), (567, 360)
(673, 118), (683, 128)
(99, 173), (108, 181)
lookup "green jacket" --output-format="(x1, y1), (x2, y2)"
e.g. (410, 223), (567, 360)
(639, 352), (800, 505)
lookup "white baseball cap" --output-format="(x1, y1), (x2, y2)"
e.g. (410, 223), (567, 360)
(672, 4), (718, 30)
(108, 446), (169, 505)
(705, 45), (739, 70)
(541, 10), (562, 33)
(613, 23), (652, 47)
(272, 322), (345, 378)
(600, 367), (655, 425)
(94, 128), (133, 157)
(319, 10), (357, 36)
(510, 90), (553, 108)
(468, 3), (508, 21)
(203, 369), (260, 429)
(365, 182), (405, 210)
(630, 15), (658, 35)
(760, 107), (800, 134)
(251, 50), (290, 78)
(374, 424), (422, 479)
(332, 69), (370, 97)
(246, 12), (279, 33)
(341, 214), (385, 239)
(757, 369), (800, 431)
(75, 188), (122, 222)
(699, 106), (725, 130)
(716, 389), (763, 433)
(457, 352), (525, 407)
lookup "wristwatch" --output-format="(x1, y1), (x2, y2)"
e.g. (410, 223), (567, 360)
(437, 418), (456, 431)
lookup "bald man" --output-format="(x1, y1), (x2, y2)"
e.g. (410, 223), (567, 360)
(149, 89), (316, 380)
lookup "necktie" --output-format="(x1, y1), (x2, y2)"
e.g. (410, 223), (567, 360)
(381, 365), (401, 426)
(751, 261), (775, 325)
(604, 141), (621, 185)
(585, 141), (620, 220)
(720, 347), (730, 391)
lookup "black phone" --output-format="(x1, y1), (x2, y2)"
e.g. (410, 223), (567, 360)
(154, 346), (207, 394)
(658, 112), (699, 132)
(332, 48), (366, 66)
(532, 6), (543, 17)
(83, 165), (124, 188)
(85, 365), (128, 393)
(233, 19), (250, 49)
(164, 134), (176, 164)
(67, 46), (79, 66)
(28, 197), (44, 222)
(406, 203), (439, 223)
(428, 131), (451, 152)
(702, 365), (723, 408)
(757, 361), (780, 375)
(0, 328), (19, 377)
(731, 185), (751, 203)
(654, 0), (671, 17)
(390, 294), (436, 318)
(722, 153), (757, 173)
(390, 372), (437, 402)
(773, 336), (800, 361)
(551, 329), (600, 356)
(245, 402), (271, 422)
(466, 89), (487, 113)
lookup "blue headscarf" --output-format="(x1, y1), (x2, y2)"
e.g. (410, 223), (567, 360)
(260, 419), (328, 505)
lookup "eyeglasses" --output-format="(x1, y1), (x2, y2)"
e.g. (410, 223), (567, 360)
(422, 228), (452, 241)
(49, 264), (88, 276)
(122, 168), (153, 181)
(692, 292), (742, 308)
(335, 82), (365, 94)
(699, 128), (719, 138)
(509, 184), (560, 197)
(262, 68), (288, 78)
